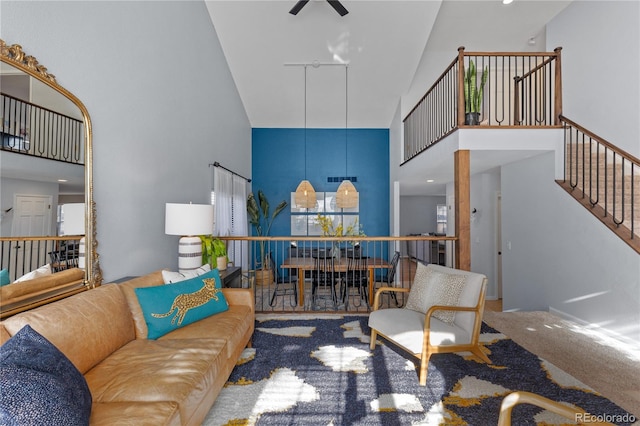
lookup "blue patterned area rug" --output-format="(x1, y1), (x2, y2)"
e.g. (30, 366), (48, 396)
(203, 314), (633, 425)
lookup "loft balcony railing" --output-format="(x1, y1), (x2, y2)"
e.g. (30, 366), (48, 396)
(216, 235), (457, 313)
(557, 116), (640, 253)
(1, 92), (84, 165)
(403, 47), (563, 163)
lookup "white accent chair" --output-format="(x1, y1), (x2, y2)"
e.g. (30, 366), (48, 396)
(369, 263), (491, 386)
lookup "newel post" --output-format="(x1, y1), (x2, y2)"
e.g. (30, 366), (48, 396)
(457, 46), (466, 127)
(554, 47), (563, 125)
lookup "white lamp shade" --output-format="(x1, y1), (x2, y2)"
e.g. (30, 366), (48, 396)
(336, 180), (359, 208)
(165, 203), (214, 236)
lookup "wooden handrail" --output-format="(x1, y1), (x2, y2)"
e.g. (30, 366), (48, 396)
(560, 115), (640, 165)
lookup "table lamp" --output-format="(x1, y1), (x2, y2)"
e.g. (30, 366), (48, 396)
(165, 203), (214, 273)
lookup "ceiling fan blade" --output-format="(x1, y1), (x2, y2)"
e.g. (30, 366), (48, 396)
(289, 0), (310, 15)
(327, 0), (349, 16)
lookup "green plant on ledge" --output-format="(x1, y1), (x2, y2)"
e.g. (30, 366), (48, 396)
(464, 60), (488, 125)
(200, 235), (227, 268)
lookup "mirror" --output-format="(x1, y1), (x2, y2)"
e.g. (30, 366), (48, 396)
(0, 39), (100, 287)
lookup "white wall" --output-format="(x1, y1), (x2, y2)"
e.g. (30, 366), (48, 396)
(1, 1), (251, 281)
(502, 152), (640, 343)
(547, 0), (640, 157)
(470, 168), (501, 299)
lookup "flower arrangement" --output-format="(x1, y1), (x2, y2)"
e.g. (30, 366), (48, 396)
(316, 214), (365, 239)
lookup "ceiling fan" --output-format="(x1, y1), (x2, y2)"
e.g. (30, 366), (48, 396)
(289, 0), (349, 17)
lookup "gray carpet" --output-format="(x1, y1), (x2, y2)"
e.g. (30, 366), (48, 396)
(483, 310), (640, 418)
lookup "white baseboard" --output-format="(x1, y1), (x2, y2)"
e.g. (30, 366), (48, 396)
(548, 306), (640, 352)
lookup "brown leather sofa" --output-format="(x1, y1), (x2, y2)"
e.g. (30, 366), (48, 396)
(0, 270), (255, 425)
(0, 267), (86, 319)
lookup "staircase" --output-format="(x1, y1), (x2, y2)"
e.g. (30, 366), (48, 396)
(557, 116), (640, 253)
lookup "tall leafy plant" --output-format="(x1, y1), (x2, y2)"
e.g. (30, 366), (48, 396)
(247, 190), (288, 269)
(464, 60), (488, 114)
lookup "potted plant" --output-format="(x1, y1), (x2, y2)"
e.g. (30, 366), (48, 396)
(247, 190), (288, 285)
(200, 235), (228, 271)
(463, 60), (488, 125)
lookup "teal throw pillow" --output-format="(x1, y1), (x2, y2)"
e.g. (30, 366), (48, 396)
(0, 269), (9, 286)
(135, 269), (228, 339)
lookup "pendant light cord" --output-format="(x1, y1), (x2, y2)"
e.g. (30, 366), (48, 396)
(345, 65), (348, 177)
(304, 65), (307, 180)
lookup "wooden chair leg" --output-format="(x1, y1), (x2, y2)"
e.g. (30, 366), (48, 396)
(471, 344), (492, 364)
(419, 352), (432, 386)
(370, 330), (377, 350)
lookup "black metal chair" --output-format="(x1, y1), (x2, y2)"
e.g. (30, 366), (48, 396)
(339, 251), (369, 310)
(311, 251), (338, 310)
(268, 252), (298, 307)
(376, 251), (401, 306)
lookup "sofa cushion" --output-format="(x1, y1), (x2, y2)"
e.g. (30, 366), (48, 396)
(135, 269), (229, 339)
(90, 401), (180, 426)
(117, 271), (165, 339)
(0, 267), (84, 301)
(85, 338), (227, 425)
(159, 303), (253, 359)
(1, 283), (136, 374)
(0, 325), (92, 426)
(368, 308), (471, 354)
(14, 263), (52, 282)
(405, 262), (466, 324)
(162, 264), (211, 284)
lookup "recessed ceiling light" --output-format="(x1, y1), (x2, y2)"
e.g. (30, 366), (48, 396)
(426, 179), (435, 183)
(57, 179), (68, 182)
(503, 0), (514, 4)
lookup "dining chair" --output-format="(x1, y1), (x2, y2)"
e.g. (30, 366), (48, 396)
(311, 251), (338, 310)
(339, 251), (368, 309)
(267, 252), (298, 307)
(374, 251), (401, 306)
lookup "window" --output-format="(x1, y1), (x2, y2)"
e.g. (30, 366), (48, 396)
(290, 192), (359, 236)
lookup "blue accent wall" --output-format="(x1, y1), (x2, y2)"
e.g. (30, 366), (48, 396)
(251, 128), (390, 237)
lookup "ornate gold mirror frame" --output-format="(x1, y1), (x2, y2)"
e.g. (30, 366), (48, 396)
(1, 39), (101, 287)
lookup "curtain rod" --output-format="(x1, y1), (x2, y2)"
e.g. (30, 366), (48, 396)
(209, 162), (251, 182)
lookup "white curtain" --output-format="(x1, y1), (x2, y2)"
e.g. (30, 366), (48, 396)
(213, 167), (233, 237)
(213, 166), (249, 272)
(230, 174), (248, 271)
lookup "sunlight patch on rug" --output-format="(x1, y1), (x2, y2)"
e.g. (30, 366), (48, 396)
(310, 344), (371, 373)
(370, 393), (423, 412)
(413, 402), (464, 425)
(341, 319), (369, 343)
(256, 326), (315, 337)
(237, 348), (256, 365)
(444, 376), (511, 407)
(533, 400), (583, 425)
(540, 359), (597, 393)
(203, 367), (319, 426)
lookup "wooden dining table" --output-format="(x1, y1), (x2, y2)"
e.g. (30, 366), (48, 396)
(280, 256), (391, 307)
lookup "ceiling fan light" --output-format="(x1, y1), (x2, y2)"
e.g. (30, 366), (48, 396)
(295, 180), (317, 208)
(336, 180), (358, 208)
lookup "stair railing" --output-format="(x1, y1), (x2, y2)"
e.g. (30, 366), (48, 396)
(559, 115), (639, 253)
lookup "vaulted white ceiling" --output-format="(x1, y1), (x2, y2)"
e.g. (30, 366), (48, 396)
(205, 0), (572, 196)
(205, 0), (572, 129)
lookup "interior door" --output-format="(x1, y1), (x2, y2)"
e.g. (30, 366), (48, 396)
(12, 194), (52, 236)
(10, 194), (52, 278)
